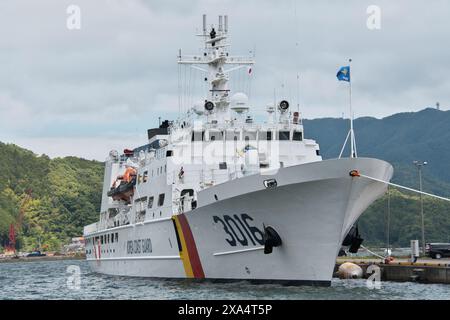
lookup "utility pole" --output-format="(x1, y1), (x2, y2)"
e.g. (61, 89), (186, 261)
(386, 185), (391, 256)
(413, 160), (427, 255)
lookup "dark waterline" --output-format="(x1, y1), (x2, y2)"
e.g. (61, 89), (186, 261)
(0, 259), (449, 300)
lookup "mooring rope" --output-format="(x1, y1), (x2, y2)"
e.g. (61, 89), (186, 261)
(360, 245), (385, 260)
(359, 173), (450, 203)
(349, 172), (450, 260)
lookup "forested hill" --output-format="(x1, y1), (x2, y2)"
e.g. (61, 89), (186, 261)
(303, 108), (450, 196)
(0, 142), (103, 251)
(1, 108), (450, 250)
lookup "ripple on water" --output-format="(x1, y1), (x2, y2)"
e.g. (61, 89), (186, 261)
(0, 260), (449, 300)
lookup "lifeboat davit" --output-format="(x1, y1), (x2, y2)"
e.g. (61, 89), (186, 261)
(107, 177), (136, 203)
(108, 164), (137, 203)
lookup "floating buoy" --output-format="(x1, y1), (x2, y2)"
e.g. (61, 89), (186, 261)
(337, 262), (363, 279)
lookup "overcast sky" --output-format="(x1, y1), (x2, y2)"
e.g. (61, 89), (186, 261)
(0, 0), (449, 160)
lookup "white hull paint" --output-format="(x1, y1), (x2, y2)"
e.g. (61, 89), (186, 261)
(87, 158), (393, 286)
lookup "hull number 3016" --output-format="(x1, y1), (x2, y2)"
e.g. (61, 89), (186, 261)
(213, 214), (264, 247)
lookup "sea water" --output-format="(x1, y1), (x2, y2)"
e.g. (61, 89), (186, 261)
(0, 259), (449, 300)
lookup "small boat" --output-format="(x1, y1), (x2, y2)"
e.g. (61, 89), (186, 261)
(107, 177), (136, 203)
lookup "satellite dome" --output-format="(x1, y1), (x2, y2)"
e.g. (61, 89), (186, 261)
(192, 101), (204, 115)
(231, 92), (249, 106)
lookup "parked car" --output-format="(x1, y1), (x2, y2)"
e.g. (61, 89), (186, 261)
(425, 243), (450, 259)
(26, 251), (46, 257)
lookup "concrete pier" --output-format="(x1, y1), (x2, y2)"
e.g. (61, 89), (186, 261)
(335, 258), (450, 284)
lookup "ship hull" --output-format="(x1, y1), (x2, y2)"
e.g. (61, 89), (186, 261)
(86, 157), (393, 286)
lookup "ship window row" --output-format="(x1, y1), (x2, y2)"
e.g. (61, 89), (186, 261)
(85, 248), (116, 255)
(137, 165), (167, 185)
(85, 233), (119, 246)
(134, 193), (163, 211)
(191, 130), (302, 142)
(137, 171), (148, 184)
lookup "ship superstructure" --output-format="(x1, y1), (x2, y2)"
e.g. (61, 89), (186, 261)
(83, 15), (393, 286)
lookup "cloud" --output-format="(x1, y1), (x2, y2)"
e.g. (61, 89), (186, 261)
(0, 0), (449, 159)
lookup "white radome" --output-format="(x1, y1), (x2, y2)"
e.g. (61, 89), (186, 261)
(192, 101), (204, 115)
(231, 92), (249, 106)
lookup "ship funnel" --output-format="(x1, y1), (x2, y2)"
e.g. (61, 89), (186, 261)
(224, 15), (228, 33)
(202, 14), (207, 34)
(218, 15), (223, 32)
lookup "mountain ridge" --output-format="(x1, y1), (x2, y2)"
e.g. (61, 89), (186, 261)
(303, 107), (450, 196)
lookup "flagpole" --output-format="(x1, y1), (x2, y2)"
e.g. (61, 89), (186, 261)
(349, 58), (355, 158)
(337, 60), (357, 159)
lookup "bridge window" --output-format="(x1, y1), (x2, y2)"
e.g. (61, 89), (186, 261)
(192, 131), (205, 141)
(209, 131), (224, 141)
(226, 131), (240, 141)
(158, 193), (165, 207)
(258, 131), (272, 140)
(293, 131), (303, 141)
(148, 196), (154, 208)
(278, 131), (290, 140)
(143, 171), (148, 182)
(243, 131), (257, 140)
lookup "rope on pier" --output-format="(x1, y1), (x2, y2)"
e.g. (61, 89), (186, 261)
(358, 173), (450, 203)
(360, 245), (385, 260)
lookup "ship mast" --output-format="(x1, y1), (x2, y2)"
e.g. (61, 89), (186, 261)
(178, 14), (254, 123)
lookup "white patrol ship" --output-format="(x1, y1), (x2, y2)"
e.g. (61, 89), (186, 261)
(83, 15), (393, 286)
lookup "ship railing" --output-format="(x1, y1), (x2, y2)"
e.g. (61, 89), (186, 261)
(173, 194), (195, 214)
(172, 167), (244, 189)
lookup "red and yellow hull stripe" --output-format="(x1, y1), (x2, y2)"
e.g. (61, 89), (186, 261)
(172, 214), (205, 279)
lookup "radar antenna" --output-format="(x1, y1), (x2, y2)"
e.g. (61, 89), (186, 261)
(178, 14), (255, 122)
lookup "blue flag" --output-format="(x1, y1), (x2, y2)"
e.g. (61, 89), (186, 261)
(336, 66), (350, 82)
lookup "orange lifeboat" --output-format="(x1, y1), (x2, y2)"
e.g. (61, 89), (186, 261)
(107, 166), (137, 203)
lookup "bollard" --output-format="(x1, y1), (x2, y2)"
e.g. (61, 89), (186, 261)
(411, 240), (420, 263)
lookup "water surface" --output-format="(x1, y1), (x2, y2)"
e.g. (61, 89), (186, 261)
(0, 259), (448, 300)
